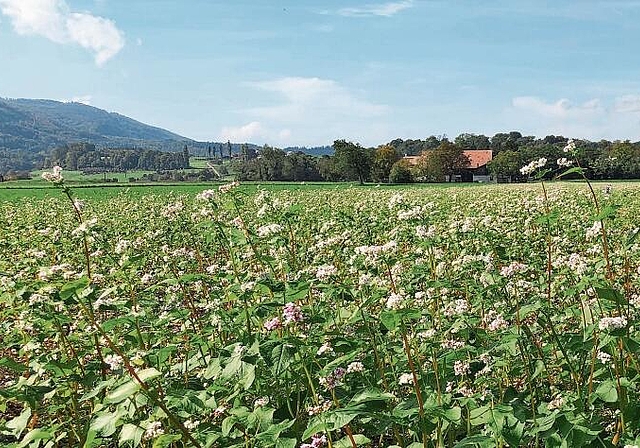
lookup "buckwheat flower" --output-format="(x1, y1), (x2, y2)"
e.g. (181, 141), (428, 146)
(585, 221), (602, 240)
(417, 329), (437, 340)
(282, 302), (304, 325)
(317, 342), (333, 356)
(386, 292), (404, 310)
(257, 223), (283, 237)
(564, 139), (576, 154)
(556, 157), (573, 168)
(213, 405), (228, 418)
(598, 315), (627, 331)
(143, 421), (164, 440)
(398, 373), (414, 385)
(597, 351), (612, 364)
(73, 199), (84, 212)
(548, 395), (564, 410)
(184, 419), (199, 430)
(315, 264), (337, 281)
(388, 193), (404, 209)
(453, 360), (471, 376)
(42, 165), (63, 182)
(264, 317), (282, 331)
(301, 434), (328, 448)
(519, 157), (547, 175)
(603, 184), (612, 195)
(104, 354), (123, 370)
(483, 310), (508, 332)
(346, 361), (365, 374)
(219, 181), (240, 193)
(196, 189), (216, 201)
(500, 261), (527, 277)
(254, 397), (269, 407)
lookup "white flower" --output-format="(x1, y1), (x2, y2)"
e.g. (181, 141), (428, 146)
(386, 293), (404, 310)
(219, 181), (240, 193)
(597, 351), (612, 364)
(315, 264), (337, 281)
(585, 221), (602, 240)
(548, 395), (564, 410)
(564, 139), (576, 153)
(196, 189), (216, 200)
(398, 373), (414, 385)
(257, 223), (283, 237)
(598, 316), (627, 331)
(453, 360), (471, 376)
(104, 354), (123, 370)
(556, 157), (573, 168)
(143, 421), (164, 440)
(42, 166), (63, 182)
(317, 342), (334, 356)
(519, 158), (547, 175)
(346, 361), (365, 373)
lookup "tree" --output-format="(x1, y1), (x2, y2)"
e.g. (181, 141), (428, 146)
(389, 159), (413, 183)
(332, 140), (372, 185)
(419, 141), (469, 182)
(454, 133), (490, 149)
(487, 150), (524, 181)
(372, 144), (401, 182)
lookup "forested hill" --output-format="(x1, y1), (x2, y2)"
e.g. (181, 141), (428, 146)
(0, 98), (187, 151)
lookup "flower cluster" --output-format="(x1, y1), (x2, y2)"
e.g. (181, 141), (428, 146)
(519, 158), (547, 175)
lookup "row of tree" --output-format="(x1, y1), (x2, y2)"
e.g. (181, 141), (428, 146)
(44, 143), (191, 172)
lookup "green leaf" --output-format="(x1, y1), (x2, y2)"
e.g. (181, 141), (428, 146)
(275, 438), (297, 448)
(349, 389), (395, 405)
(18, 428), (53, 448)
(119, 423), (143, 447)
(380, 311), (401, 331)
(594, 380), (618, 403)
(5, 406), (31, 437)
(151, 434), (182, 448)
(555, 167), (584, 179)
(595, 287), (627, 305)
(0, 357), (28, 373)
(59, 276), (90, 300)
(334, 435), (371, 447)
(453, 434), (495, 448)
(105, 381), (140, 404)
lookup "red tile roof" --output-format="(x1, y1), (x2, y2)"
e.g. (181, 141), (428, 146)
(402, 150), (492, 168)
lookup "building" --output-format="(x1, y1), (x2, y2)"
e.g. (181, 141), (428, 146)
(402, 149), (493, 182)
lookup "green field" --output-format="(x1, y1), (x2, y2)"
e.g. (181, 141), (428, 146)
(1, 178), (640, 447)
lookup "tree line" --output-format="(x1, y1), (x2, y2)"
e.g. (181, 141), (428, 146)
(43, 143), (191, 172)
(234, 132), (640, 183)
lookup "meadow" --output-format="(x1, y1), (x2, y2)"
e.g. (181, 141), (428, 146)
(1, 175), (639, 447)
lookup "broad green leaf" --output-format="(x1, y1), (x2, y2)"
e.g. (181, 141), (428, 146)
(5, 406), (31, 437)
(334, 435), (371, 447)
(594, 380), (618, 403)
(119, 423), (143, 447)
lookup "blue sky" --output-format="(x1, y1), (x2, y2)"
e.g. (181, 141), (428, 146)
(2, 0), (640, 147)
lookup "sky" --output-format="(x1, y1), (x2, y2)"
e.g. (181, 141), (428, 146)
(2, 0), (640, 147)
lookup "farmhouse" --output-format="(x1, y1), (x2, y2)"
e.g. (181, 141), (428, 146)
(403, 149), (493, 182)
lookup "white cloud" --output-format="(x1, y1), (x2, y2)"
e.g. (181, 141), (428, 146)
(511, 96), (603, 119)
(0, 0), (124, 65)
(219, 76), (389, 146)
(219, 121), (265, 142)
(337, 0), (414, 17)
(614, 95), (640, 113)
(508, 95), (640, 141)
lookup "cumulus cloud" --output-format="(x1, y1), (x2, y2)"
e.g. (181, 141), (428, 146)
(337, 0), (414, 17)
(247, 77), (387, 121)
(219, 76), (389, 146)
(512, 96), (603, 119)
(0, 0), (125, 65)
(219, 121), (265, 142)
(508, 95), (640, 141)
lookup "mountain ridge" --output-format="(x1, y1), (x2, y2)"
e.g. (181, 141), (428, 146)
(0, 97), (189, 152)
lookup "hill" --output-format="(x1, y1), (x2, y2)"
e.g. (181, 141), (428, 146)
(0, 98), (187, 152)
